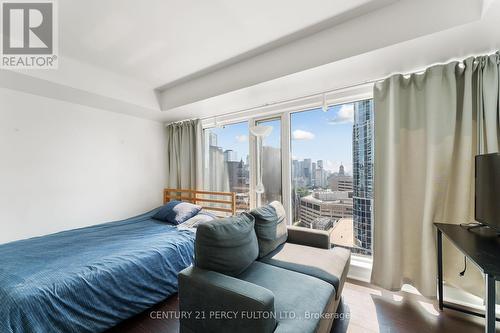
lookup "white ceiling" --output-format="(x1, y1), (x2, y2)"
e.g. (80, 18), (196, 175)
(2, 0), (497, 122)
(60, 0), (393, 87)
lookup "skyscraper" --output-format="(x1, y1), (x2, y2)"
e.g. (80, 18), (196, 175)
(208, 132), (218, 146)
(303, 158), (312, 186)
(224, 149), (238, 162)
(311, 162), (317, 185)
(352, 100), (374, 255)
(262, 146), (282, 204)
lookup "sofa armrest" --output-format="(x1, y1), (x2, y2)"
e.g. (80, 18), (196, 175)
(178, 266), (276, 333)
(287, 226), (331, 249)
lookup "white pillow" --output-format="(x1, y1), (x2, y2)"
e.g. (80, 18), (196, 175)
(177, 211), (216, 230)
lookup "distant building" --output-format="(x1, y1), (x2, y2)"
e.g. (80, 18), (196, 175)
(315, 167), (329, 188)
(206, 132), (249, 211)
(352, 100), (374, 255)
(207, 144), (229, 192)
(299, 190), (353, 228)
(226, 159), (249, 210)
(208, 132), (218, 146)
(292, 159), (301, 179)
(303, 158), (312, 186)
(313, 190), (349, 201)
(311, 162), (317, 185)
(311, 217), (334, 231)
(262, 146), (282, 204)
(224, 149), (238, 162)
(329, 164), (353, 191)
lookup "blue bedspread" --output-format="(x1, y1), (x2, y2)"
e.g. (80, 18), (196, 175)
(0, 208), (195, 333)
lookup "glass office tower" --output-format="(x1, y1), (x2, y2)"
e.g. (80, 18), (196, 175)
(352, 100), (374, 255)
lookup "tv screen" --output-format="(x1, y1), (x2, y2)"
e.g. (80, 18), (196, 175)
(475, 153), (500, 231)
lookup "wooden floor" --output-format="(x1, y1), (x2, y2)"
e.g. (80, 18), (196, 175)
(107, 279), (499, 333)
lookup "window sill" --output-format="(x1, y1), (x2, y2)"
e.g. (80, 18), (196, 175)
(348, 253), (372, 283)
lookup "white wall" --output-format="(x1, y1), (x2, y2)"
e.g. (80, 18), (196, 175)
(0, 88), (167, 244)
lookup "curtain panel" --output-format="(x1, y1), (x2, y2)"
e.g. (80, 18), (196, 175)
(165, 119), (203, 190)
(372, 53), (500, 300)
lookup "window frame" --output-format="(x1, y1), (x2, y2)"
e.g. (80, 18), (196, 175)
(201, 84), (373, 226)
(250, 115), (287, 210)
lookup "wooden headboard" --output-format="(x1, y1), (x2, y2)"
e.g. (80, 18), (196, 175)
(163, 188), (236, 217)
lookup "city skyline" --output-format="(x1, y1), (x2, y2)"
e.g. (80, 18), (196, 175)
(205, 104), (354, 173)
(205, 99), (374, 255)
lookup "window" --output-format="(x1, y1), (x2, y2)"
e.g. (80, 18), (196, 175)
(290, 100), (374, 255)
(201, 94), (374, 256)
(255, 118), (282, 206)
(204, 122), (250, 212)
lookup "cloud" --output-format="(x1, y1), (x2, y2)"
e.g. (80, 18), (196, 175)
(292, 129), (315, 141)
(329, 104), (354, 124)
(235, 135), (248, 143)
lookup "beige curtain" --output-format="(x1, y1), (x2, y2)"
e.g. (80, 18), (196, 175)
(165, 119), (203, 190)
(371, 53), (500, 301)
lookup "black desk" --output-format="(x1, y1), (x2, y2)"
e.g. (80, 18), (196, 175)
(434, 223), (500, 333)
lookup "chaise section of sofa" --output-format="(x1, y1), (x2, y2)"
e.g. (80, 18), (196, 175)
(178, 204), (351, 333)
(179, 261), (335, 333)
(237, 261), (335, 333)
(260, 226), (351, 301)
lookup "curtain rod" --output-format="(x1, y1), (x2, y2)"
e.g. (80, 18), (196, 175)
(193, 50), (498, 123)
(198, 78), (378, 122)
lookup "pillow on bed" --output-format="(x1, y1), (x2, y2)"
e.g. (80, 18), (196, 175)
(195, 212), (258, 277)
(152, 200), (202, 225)
(177, 211), (216, 230)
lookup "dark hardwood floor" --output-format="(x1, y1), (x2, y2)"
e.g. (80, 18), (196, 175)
(107, 279), (499, 333)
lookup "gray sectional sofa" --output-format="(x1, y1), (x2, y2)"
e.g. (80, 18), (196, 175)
(178, 202), (351, 333)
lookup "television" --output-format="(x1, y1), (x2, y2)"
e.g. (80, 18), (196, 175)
(475, 153), (500, 231)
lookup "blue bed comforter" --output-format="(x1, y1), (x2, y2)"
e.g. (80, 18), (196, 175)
(0, 208), (195, 333)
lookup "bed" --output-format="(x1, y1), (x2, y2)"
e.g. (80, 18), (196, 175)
(0, 189), (235, 333)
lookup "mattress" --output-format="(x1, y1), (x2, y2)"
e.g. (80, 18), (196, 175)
(0, 208), (195, 333)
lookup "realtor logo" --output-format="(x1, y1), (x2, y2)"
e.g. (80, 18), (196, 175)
(1, 0), (58, 68)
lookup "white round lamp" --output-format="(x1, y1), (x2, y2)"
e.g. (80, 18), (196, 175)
(250, 125), (272, 195)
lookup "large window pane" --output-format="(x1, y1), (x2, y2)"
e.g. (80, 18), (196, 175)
(256, 118), (282, 205)
(290, 100), (374, 255)
(204, 122), (250, 212)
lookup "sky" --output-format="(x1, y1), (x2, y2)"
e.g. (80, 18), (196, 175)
(291, 104), (353, 174)
(207, 103), (354, 174)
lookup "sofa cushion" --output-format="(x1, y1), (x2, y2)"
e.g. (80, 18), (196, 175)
(195, 213), (258, 277)
(238, 261), (335, 333)
(152, 200), (201, 225)
(259, 243), (350, 300)
(249, 201), (288, 258)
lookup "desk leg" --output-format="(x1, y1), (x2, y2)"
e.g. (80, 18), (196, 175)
(437, 229), (444, 311)
(485, 274), (496, 333)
